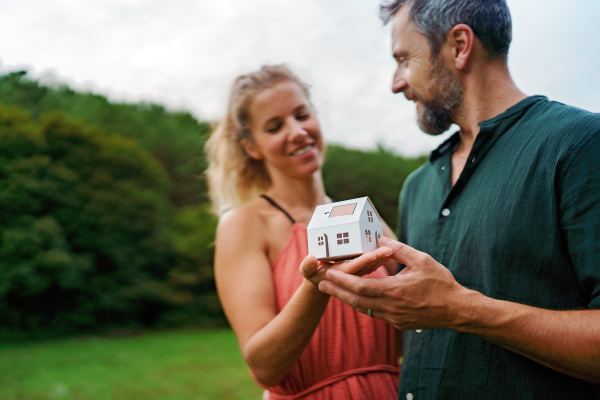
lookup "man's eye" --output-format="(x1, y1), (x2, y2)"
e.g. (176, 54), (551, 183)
(297, 113), (309, 120)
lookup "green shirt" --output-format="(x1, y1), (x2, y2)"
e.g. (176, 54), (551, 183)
(398, 96), (600, 399)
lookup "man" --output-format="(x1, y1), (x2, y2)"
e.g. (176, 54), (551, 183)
(301, 0), (600, 398)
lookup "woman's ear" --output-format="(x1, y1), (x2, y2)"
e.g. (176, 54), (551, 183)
(448, 24), (474, 70)
(241, 138), (263, 160)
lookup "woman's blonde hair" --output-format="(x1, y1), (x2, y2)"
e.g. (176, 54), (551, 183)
(205, 64), (312, 217)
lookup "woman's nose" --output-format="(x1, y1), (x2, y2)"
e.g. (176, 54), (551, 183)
(288, 120), (309, 140)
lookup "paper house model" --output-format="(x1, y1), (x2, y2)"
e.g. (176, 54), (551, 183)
(307, 196), (383, 262)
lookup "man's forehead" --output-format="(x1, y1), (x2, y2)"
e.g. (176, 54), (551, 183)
(392, 7), (422, 39)
(391, 5), (425, 51)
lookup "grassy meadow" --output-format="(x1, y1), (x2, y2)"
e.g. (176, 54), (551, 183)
(0, 329), (264, 400)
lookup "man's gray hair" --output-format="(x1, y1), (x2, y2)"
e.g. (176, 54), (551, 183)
(380, 0), (512, 59)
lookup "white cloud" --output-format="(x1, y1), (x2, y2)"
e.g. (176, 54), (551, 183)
(1, 0), (598, 157)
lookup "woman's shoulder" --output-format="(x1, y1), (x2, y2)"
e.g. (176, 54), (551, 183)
(217, 198), (271, 239)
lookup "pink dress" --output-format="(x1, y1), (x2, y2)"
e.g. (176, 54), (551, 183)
(262, 221), (400, 400)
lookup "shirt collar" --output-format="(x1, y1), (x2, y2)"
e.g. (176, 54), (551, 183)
(429, 95), (548, 162)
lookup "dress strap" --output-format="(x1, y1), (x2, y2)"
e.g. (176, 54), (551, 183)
(260, 194), (296, 224)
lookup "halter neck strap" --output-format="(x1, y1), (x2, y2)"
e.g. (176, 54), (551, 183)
(260, 194), (296, 224)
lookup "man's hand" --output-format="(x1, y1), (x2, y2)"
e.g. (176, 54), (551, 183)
(312, 237), (600, 383)
(317, 236), (473, 330)
(300, 246), (394, 288)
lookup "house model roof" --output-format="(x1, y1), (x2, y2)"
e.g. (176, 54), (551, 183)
(307, 196), (381, 228)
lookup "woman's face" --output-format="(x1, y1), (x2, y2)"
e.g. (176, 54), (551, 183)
(244, 80), (324, 180)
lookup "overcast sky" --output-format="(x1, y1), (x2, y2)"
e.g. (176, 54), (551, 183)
(1, 0), (599, 156)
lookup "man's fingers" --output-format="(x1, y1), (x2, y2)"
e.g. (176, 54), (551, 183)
(379, 236), (427, 267)
(304, 245), (393, 284)
(323, 269), (387, 297)
(337, 246), (393, 275)
(318, 278), (379, 312)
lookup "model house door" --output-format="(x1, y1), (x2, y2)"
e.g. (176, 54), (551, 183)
(318, 233), (330, 258)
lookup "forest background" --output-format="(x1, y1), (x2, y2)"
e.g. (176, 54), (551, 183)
(0, 70), (427, 342)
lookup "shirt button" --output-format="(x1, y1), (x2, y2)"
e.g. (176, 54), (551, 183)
(407, 393), (414, 400)
(471, 156), (476, 163)
(441, 166), (446, 170)
(441, 208), (450, 217)
(416, 329), (422, 333)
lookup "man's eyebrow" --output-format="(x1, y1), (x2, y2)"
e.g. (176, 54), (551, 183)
(393, 51), (408, 60)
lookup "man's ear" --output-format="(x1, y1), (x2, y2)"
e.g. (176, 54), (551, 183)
(448, 24), (474, 70)
(241, 138), (263, 160)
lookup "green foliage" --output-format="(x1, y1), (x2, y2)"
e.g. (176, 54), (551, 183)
(0, 70), (210, 207)
(323, 143), (427, 232)
(161, 204), (225, 327)
(0, 105), (174, 339)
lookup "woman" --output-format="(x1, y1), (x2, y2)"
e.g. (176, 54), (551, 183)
(205, 64), (401, 399)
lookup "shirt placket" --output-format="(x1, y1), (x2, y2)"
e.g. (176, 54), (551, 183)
(436, 128), (494, 266)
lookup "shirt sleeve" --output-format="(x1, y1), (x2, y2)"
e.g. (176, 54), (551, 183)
(559, 124), (600, 308)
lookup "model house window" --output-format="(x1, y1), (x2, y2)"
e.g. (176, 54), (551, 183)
(330, 203), (357, 218)
(337, 232), (349, 245)
(365, 229), (372, 242)
(367, 210), (374, 223)
(318, 236), (324, 246)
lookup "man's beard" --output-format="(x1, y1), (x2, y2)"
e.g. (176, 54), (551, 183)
(416, 56), (464, 136)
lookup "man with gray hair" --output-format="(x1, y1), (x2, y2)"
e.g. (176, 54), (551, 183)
(302, 0), (600, 398)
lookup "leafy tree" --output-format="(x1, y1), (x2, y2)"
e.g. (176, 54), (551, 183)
(0, 71), (210, 207)
(0, 105), (174, 340)
(161, 204), (225, 327)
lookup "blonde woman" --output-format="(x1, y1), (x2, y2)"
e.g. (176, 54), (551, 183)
(206, 64), (400, 399)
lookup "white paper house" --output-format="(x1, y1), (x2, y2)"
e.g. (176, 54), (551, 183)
(307, 196), (383, 261)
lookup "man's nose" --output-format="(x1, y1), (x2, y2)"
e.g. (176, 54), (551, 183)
(392, 69), (407, 94)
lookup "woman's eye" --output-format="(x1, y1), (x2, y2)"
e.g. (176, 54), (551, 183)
(266, 124), (281, 133)
(297, 113), (309, 121)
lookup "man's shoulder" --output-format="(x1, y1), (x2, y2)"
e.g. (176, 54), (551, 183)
(516, 98), (600, 157)
(526, 98), (600, 132)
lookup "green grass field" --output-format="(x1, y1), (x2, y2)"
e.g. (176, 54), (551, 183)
(0, 329), (265, 400)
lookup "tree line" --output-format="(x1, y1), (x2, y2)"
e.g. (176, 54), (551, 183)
(0, 71), (427, 341)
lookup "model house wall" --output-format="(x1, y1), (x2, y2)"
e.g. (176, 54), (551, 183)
(307, 196), (383, 261)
